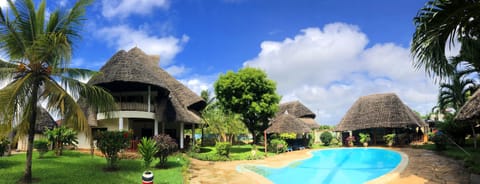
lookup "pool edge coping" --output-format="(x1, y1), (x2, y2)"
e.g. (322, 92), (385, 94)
(236, 147), (409, 184)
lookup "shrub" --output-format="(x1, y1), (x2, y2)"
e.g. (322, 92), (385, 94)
(138, 137), (159, 169)
(268, 139), (287, 153)
(95, 130), (133, 170)
(45, 126), (78, 156)
(359, 133), (371, 144)
(215, 142), (232, 157)
(383, 134), (396, 146)
(429, 131), (447, 151)
(320, 132), (333, 146)
(33, 139), (49, 158)
(0, 136), (10, 157)
(153, 134), (178, 168)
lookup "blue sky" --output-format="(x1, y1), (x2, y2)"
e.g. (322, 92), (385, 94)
(2, 0), (438, 125)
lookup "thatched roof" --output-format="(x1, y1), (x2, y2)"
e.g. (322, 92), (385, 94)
(335, 93), (425, 131)
(35, 107), (56, 133)
(278, 101), (319, 128)
(456, 89), (480, 122)
(278, 101), (315, 118)
(265, 113), (311, 134)
(88, 47), (205, 124)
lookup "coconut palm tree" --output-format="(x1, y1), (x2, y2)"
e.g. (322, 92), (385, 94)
(411, 0), (480, 79)
(437, 68), (477, 112)
(0, 0), (116, 182)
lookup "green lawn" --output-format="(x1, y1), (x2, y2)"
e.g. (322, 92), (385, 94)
(0, 151), (188, 184)
(413, 144), (480, 174)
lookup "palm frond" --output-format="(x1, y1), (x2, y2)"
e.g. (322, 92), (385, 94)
(52, 67), (97, 79)
(0, 73), (35, 133)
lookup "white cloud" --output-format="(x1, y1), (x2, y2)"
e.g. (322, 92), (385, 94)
(0, 0), (9, 8)
(165, 65), (190, 77)
(244, 22), (438, 125)
(101, 0), (169, 19)
(180, 78), (211, 96)
(96, 25), (188, 66)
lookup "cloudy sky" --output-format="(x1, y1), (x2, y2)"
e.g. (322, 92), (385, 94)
(2, 0), (438, 125)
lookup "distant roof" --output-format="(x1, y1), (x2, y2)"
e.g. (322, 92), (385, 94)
(35, 107), (56, 133)
(335, 93), (426, 131)
(265, 113), (312, 134)
(278, 101), (315, 119)
(456, 89), (480, 122)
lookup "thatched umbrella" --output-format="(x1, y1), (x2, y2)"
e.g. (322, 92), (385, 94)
(264, 113), (311, 154)
(455, 89), (480, 149)
(266, 113), (312, 134)
(335, 93), (425, 132)
(87, 47), (205, 125)
(278, 101), (320, 129)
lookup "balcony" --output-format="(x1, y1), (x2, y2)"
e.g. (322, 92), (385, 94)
(117, 102), (155, 112)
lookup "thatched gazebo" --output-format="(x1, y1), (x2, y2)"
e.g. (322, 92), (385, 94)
(264, 113), (311, 154)
(278, 101), (320, 129)
(17, 107), (57, 150)
(455, 89), (480, 149)
(335, 93), (426, 145)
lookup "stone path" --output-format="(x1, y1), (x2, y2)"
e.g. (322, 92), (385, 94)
(188, 147), (471, 184)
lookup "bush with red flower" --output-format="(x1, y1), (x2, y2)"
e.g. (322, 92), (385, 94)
(95, 130), (133, 170)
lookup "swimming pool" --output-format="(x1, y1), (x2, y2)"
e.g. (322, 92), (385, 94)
(240, 148), (405, 184)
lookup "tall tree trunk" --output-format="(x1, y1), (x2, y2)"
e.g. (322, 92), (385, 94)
(201, 125), (205, 146)
(23, 83), (39, 183)
(472, 122), (477, 149)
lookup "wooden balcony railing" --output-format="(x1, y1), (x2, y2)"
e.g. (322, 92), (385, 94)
(117, 102), (155, 112)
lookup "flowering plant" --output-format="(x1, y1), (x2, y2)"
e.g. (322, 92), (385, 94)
(346, 135), (356, 146)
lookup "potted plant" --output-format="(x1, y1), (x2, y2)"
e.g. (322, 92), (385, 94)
(359, 133), (371, 147)
(383, 133), (396, 147)
(345, 135), (356, 147)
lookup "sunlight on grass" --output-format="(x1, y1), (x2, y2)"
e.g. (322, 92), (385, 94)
(0, 151), (187, 184)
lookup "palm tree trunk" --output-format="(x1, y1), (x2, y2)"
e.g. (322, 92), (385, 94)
(472, 122), (477, 149)
(23, 82), (39, 183)
(201, 125), (205, 146)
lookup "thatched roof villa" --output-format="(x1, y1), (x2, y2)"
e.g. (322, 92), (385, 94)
(335, 93), (427, 145)
(77, 47), (205, 149)
(277, 101), (320, 129)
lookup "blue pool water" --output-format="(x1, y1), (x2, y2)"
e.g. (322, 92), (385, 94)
(243, 148), (401, 184)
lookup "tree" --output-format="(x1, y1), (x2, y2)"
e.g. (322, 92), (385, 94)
(412, 0), (480, 78)
(200, 89), (215, 146)
(214, 67), (280, 144)
(0, 0), (116, 182)
(44, 126), (78, 156)
(202, 106), (247, 143)
(437, 69), (477, 112)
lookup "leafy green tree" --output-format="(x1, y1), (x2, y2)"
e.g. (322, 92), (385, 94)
(412, 0), (480, 78)
(320, 132), (333, 146)
(45, 126), (78, 156)
(202, 105), (247, 143)
(200, 89), (215, 146)
(0, 0), (116, 182)
(214, 68), (280, 144)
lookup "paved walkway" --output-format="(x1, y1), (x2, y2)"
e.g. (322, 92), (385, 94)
(188, 147), (471, 184)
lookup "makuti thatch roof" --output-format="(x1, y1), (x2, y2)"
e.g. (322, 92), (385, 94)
(278, 101), (320, 129)
(265, 113), (311, 134)
(456, 89), (480, 122)
(335, 93), (425, 131)
(35, 107), (56, 133)
(88, 47), (205, 124)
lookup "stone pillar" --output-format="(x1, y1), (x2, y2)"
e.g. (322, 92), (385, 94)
(147, 85), (151, 112)
(192, 124), (195, 146)
(180, 122), (184, 149)
(119, 116), (123, 131)
(154, 119), (158, 135)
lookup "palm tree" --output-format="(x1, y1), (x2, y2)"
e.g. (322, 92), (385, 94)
(411, 0), (480, 78)
(200, 89), (215, 146)
(437, 68), (477, 112)
(0, 0), (116, 182)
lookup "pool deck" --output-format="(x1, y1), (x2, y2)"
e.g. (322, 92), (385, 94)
(188, 147), (470, 184)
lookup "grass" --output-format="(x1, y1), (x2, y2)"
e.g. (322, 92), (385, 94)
(0, 151), (188, 184)
(189, 144), (276, 161)
(413, 143), (480, 174)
